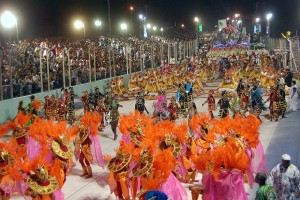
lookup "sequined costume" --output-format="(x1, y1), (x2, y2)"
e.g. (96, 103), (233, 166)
(168, 97), (179, 121)
(202, 90), (216, 119)
(217, 91), (230, 118)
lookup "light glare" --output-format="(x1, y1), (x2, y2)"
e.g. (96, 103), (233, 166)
(74, 20), (84, 29)
(121, 23), (127, 30)
(1, 11), (17, 28)
(95, 20), (102, 26)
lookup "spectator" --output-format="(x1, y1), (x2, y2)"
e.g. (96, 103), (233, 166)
(255, 172), (277, 200)
(267, 154), (300, 199)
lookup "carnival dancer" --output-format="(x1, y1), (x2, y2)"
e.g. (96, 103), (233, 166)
(289, 80), (298, 111)
(63, 88), (69, 105)
(69, 87), (75, 107)
(240, 85), (250, 117)
(43, 96), (51, 119)
(25, 165), (60, 200)
(217, 91), (230, 118)
(230, 94), (242, 118)
(26, 95), (42, 120)
(0, 142), (23, 200)
(251, 85), (267, 120)
(56, 98), (66, 121)
(17, 100), (26, 114)
(190, 113), (264, 200)
(81, 91), (90, 113)
(177, 84), (189, 118)
(50, 128), (75, 188)
(153, 92), (169, 122)
(135, 92), (149, 115)
(236, 78), (245, 98)
(7, 113), (31, 152)
(168, 96), (179, 121)
(75, 124), (93, 178)
(109, 94), (123, 140)
(107, 147), (132, 200)
(264, 86), (280, 122)
(95, 99), (108, 131)
(88, 92), (95, 111)
(74, 112), (104, 178)
(185, 80), (193, 103)
(202, 90), (216, 119)
(50, 95), (58, 119)
(188, 102), (198, 134)
(93, 86), (103, 110)
(278, 84), (287, 118)
(67, 96), (75, 124)
(132, 148), (155, 199)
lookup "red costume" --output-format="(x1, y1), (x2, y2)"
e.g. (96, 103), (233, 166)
(81, 91), (89, 113)
(168, 97), (179, 121)
(202, 90), (216, 119)
(266, 87), (280, 121)
(57, 98), (67, 121)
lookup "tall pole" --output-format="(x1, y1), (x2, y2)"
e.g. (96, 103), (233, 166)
(126, 47), (129, 74)
(112, 49), (115, 77)
(109, 49), (112, 78)
(9, 51), (13, 98)
(168, 43), (171, 63)
(174, 43), (177, 62)
(140, 45), (143, 72)
(160, 44), (163, 62)
(94, 48), (96, 81)
(83, 25), (86, 39)
(88, 46), (91, 82)
(151, 45), (154, 68)
(129, 51), (132, 74)
(267, 19), (270, 37)
(62, 49), (66, 88)
(179, 43), (182, 60)
(130, 10), (133, 35)
(68, 49), (71, 87)
(108, 0), (112, 37)
(46, 50), (50, 91)
(40, 50), (43, 92)
(16, 22), (19, 41)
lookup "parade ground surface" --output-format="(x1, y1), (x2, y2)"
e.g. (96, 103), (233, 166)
(11, 81), (300, 200)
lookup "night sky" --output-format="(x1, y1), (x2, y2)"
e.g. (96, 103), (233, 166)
(0, 0), (299, 39)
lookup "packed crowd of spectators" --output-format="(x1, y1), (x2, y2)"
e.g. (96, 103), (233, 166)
(0, 30), (195, 100)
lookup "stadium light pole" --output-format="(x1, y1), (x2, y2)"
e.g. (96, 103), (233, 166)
(266, 13), (273, 37)
(74, 20), (85, 39)
(95, 20), (102, 35)
(1, 10), (18, 41)
(146, 23), (151, 37)
(129, 6), (134, 35)
(194, 17), (199, 39)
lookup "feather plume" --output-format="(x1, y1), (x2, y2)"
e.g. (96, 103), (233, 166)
(15, 112), (31, 126)
(0, 124), (8, 137)
(32, 99), (42, 110)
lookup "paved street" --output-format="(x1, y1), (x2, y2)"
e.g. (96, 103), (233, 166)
(11, 81), (300, 200)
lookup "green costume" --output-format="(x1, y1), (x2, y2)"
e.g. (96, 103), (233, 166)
(255, 184), (277, 200)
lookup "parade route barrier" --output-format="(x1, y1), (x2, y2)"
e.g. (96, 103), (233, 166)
(0, 74), (131, 124)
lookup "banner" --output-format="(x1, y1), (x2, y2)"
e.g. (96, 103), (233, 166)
(218, 19), (227, 30)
